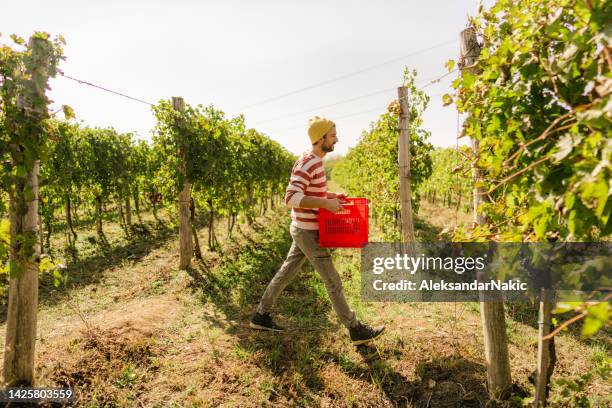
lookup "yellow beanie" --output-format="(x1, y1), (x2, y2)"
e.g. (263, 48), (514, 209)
(308, 116), (335, 144)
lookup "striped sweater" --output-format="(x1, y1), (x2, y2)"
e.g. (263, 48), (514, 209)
(284, 151), (327, 230)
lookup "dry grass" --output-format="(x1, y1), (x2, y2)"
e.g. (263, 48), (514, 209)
(0, 202), (609, 407)
(414, 200), (472, 241)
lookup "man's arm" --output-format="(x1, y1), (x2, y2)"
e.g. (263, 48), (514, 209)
(284, 159), (345, 213)
(300, 196), (345, 213)
(326, 192), (347, 200)
(284, 176), (345, 213)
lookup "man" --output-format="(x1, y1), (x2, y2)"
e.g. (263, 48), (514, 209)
(250, 116), (385, 346)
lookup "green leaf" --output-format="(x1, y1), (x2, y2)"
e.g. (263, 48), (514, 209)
(9, 34), (25, 45)
(53, 268), (66, 287)
(0, 219), (9, 242)
(15, 165), (27, 178)
(488, 115), (502, 133)
(581, 302), (609, 338)
(553, 301), (583, 314)
(445, 59), (456, 72)
(552, 134), (574, 161)
(580, 176), (609, 216)
(442, 94), (453, 106)
(565, 192), (576, 211)
(577, 108), (607, 127)
(24, 185), (35, 202)
(8, 260), (23, 278)
(462, 71), (476, 88)
(39, 255), (55, 273)
(62, 105), (75, 120)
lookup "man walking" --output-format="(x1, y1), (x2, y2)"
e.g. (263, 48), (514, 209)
(250, 116), (385, 345)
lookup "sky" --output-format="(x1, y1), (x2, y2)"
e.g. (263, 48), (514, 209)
(1, 0), (493, 156)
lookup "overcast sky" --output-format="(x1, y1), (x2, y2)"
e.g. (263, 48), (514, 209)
(2, 0), (492, 155)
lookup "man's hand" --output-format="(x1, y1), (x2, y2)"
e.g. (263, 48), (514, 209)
(324, 198), (345, 213)
(298, 196), (347, 211)
(336, 193), (348, 203)
(327, 192), (349, 202)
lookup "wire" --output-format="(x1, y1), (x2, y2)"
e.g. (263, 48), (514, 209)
(253, 68), (457, 126)
(59, 73), (155, 106)
(236, 39), (455, 111)
(251, 87), (396, 125)
(263, 69), (454, 136)
(266, 106), (384, 135)
(420, 68), (458, 89)
(57, 54), (457, 125)
(266, 90), (447, 136)
(335, 107), (384, 120)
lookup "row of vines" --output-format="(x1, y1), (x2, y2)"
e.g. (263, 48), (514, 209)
(420, 147), (473, 213)
(24, 110), (294, 260)
(1, 114), (294, 264)
(332, 69), (434, 240)
(151, 101), (294, 253)
(447, 0), (611, 404)
(450, 0), (611, 243)
(0, 32), (294, 385)
(332, 0), (610, 404)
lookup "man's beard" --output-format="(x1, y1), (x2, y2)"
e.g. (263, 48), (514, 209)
(322, 143), (335, 152)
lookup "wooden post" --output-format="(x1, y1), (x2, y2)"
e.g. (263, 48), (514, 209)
(4, 161), (40, 386)
(478, 289), (512, 398)
(173, 96), (192, 269)
(190, 198), (203, 261)
(38, 198), (44, 252)
(397, 86), (415, 244)
(535, 288), (554, 407)
(65, 194), (77, 244)
(133, 189), (143, 223)
(95, 195), (103, 238)
(125, 193), (132, 228)
(460, 27), (512, 398)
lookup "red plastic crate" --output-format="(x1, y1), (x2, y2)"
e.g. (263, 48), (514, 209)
(319, 197), (369, 248)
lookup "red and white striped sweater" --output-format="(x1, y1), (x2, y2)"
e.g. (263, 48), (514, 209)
(284, 151), (327, 230)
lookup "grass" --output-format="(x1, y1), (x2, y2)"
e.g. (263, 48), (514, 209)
(0, 201), (609, 407)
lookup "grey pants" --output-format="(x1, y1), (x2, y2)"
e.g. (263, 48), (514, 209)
(257, 224), (358, 328)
